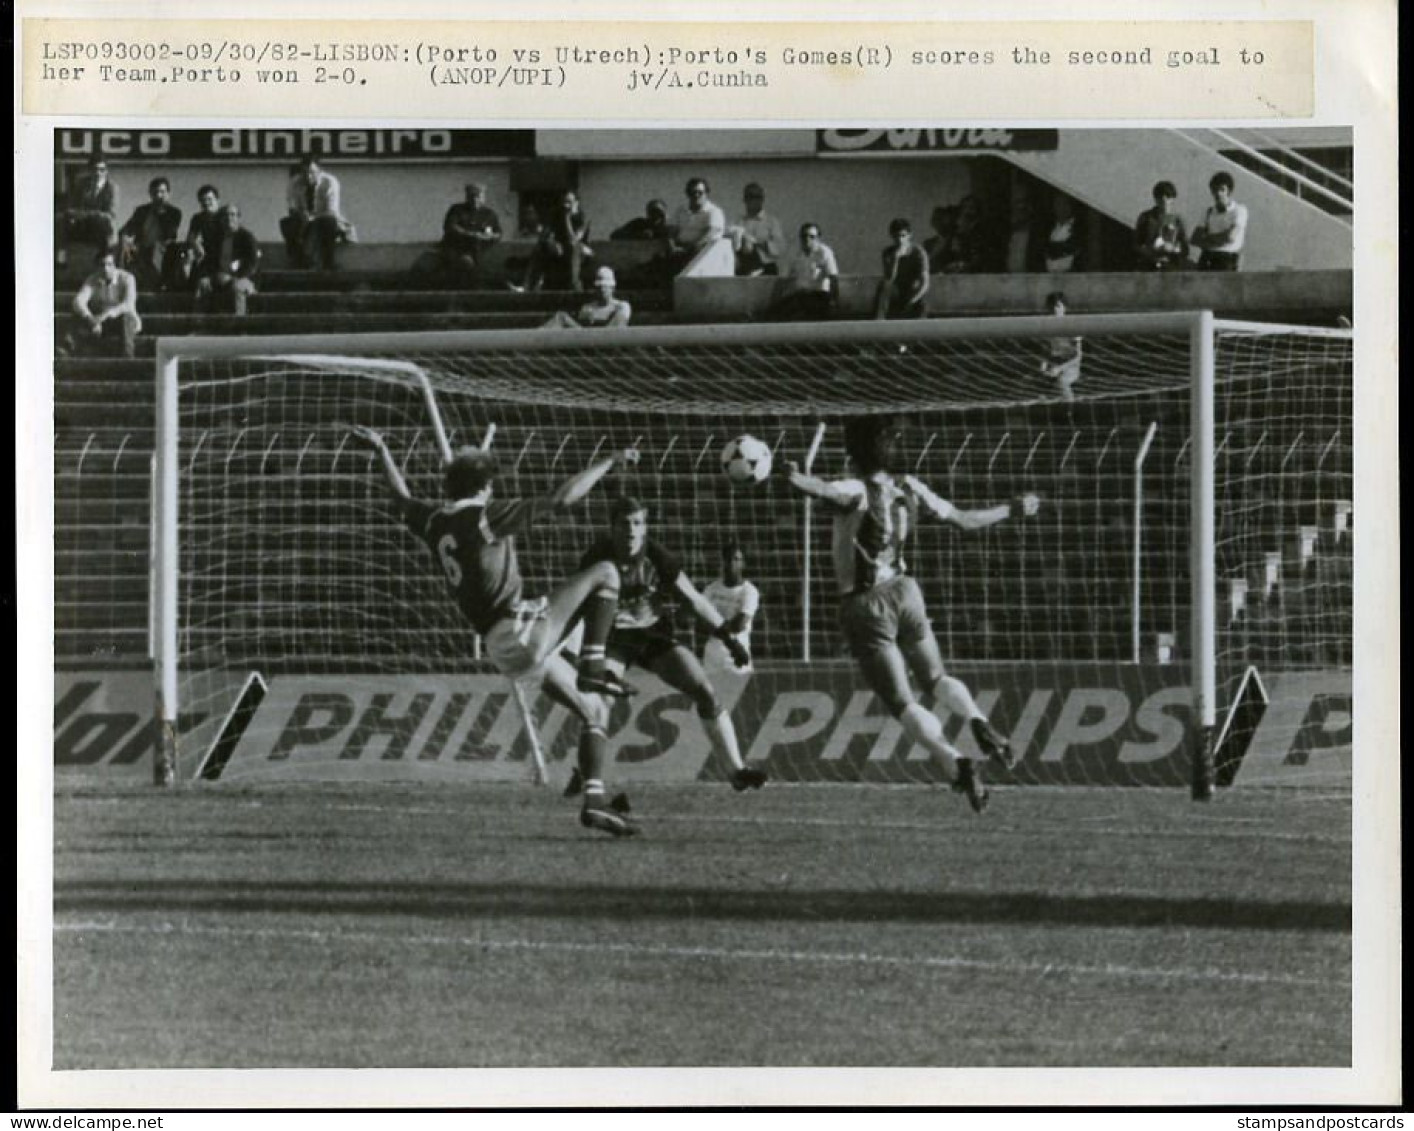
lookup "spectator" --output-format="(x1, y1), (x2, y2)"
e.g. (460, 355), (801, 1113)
(665, 177), (727, 276)
(279, 156), (357, 270)
(610, 199), (670, 241)
(56, 157), (119, 267)
(438, 182), (503, 286)
(874, 218), (930, 320)
(1043, 192), (1082, 273)
(1005, 179), (1038, 273)
(516, 201), (544, 238)
(184, 184), (224, 264)
(117, 176), (183, 292)
(729, 182), (785, 277)
(768, 222), (839, 321)
(515, 189), (592, 292)
(64, 249), (141, 359)
(924, 205), (960, 274)
(541, 266), (632, 330)
(1040, 291), (1083, 402)
(194, 205), (261, 316)
(952, 195), (992, 273)
(1134, 180), (1190, 271)
(1192, 171), (1248, 271)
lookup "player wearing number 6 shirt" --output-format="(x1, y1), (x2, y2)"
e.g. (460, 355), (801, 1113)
(564, 497), (770, 796)
(783, 416), (1039, 813)
(348, 425), (641, 837)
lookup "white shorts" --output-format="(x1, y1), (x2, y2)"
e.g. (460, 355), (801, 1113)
(483, 597), (555, 681)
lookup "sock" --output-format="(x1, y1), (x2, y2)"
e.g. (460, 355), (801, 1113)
(578, 726), (607, 802)
(899, 702), (963, 779)
(577, 589), (618, 676)
(703, 709), (745, 772)
(932, 675), (987, 723)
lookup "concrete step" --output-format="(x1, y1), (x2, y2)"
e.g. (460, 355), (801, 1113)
(55, 288), (674, 315)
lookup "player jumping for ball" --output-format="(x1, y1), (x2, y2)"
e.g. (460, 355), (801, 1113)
(564, 496), (770, 797)
(782, 416), (1038, 811)
(348, 425), (642, 836)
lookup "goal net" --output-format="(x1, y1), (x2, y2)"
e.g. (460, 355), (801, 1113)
(153, 316), (1352, 790)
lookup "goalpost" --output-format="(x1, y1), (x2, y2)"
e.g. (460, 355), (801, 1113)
(152, 314), (1352, 791)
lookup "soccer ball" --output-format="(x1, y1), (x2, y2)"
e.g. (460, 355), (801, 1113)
(721, 435), (773, 485)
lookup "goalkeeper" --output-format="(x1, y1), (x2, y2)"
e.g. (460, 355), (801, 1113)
(564, 496), (770, 796)
(783, 416), (1037, 812)
(348, 425), (642, 837)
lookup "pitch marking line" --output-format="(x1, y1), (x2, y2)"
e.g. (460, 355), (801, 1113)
(55, 918), (1348, 990)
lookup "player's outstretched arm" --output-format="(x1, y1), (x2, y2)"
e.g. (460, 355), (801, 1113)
(347, 425), (413, 506)
(779, 459), (861, 511)
(547, 445), (640, 512)
(906, 474), (1040, 530)
(676, 575), (751, 668)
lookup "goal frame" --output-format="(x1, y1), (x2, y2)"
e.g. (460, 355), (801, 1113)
(153, 312), (1245, 791)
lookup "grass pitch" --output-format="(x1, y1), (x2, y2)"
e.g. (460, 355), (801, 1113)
(52, 775), (1351, 1070)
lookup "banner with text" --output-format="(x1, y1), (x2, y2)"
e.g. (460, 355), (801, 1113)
(62, 663), (1348, 787)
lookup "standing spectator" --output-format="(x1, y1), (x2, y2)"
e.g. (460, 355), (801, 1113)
(118, 176), (183, 291)
(874, 218), (930, 320)
(541, 266), (632, 330)
(610, 199), (670, 241)
(665, 177), (727, 276)
(768, 222), (839, 321)
(56, 157), (120, 267)
(924, 205), (960, 274)
(280, 156), (357, 270)
(194, 205), (261, 316)
(952, 195), (994, 273)
(1039, 291), (1083, 402)
(1005, 179), (1038, 274)
(64, 249), (141, 359)
(516, 189), (592, 292)
(1043, 192), (1082, 273)
(427, 182), (502, 287)
(1134, 181), (1190, 271)
(1192, 172), (1248, 271)
(729, 183), (786, 277)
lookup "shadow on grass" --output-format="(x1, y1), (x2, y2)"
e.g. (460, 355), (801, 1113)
(55, 879), (1351, 932)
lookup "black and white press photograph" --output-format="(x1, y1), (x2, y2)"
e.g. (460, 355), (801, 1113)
(39, 121), (1372, 1088)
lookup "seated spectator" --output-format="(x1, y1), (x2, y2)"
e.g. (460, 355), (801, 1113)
(924, 205), (960, 274)
(515, 189), (592, 292)
(767, 222), (839, 322)
(184, 184), (223, 262)
(541, 266), (632, 329)
(423, 182), (502, 287)
(64, 249), (141, 359)
(193, 205), (261, 316)
(118, 176), (183, 292)
(56, 157), (119, 267)
(874, 218), (930, 320)
(516, 201), (544, 238)
(279, 156), (357, 270)
(665, 177), (727, 276)
(610, 199), (670, 241)
(1134, 180), (1190, 271)
(1192, 171), (1248, 271)
(1039, 291), (1083, 401)
(729, 183), (785, 277)
(1043, 192), (1082, 273)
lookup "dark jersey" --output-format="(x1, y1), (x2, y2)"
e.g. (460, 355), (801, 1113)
(403, 496), (543, 634)
(580, 536), (682, 630)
